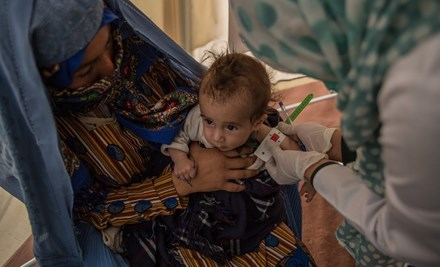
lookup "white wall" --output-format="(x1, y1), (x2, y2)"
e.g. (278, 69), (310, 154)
(132, 0), (229, 54)
(133, 1), (302, 81)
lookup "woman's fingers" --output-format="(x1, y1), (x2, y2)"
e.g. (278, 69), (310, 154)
(183, 143), (259, 195)
(218, 181), (246, 192)
(223, 146), (254, 157)
(225, 169), (258, 180)
(188, 166), (196, 179)
(224, 155), (256, 170)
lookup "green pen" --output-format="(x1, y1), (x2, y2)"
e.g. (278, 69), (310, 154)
(285, 93), (313, 124)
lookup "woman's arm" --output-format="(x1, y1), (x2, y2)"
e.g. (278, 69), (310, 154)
(75, 144), (257, 229)
(174, 143), (258, 196)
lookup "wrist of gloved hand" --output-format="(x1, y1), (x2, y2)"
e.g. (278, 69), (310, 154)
(306, 160), (340, 187)
(277, 122), (337, 154)
(265, 141), (328, 185)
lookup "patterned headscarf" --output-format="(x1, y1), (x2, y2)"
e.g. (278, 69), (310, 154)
(230, 1), (440, 265)
(49, 21), (198, 141)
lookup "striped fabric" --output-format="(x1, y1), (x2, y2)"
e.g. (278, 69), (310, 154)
(57, 115), (188, 230)
(176, 223), (315, 266)
(57, 116), (154, 186)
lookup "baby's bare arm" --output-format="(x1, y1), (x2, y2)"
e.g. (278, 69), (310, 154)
(256, 124), (301, 150)
(300, 181), (317, 202)
(168, 148), (196, 181)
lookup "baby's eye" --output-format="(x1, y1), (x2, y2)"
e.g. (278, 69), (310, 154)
(227, 125), (238, 131)
(204, 118), (214, 125)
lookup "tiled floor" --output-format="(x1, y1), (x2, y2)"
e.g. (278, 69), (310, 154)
(0, 188), (31, 266)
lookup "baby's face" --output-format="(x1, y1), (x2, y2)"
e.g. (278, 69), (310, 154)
(199, 93), (260, 152)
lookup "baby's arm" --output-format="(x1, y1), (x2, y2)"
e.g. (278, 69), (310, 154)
(161, 105), (202, 181)
(168, 148), (196, 181)
(299, 181), (317, 202)
(256, 124), (301, 151)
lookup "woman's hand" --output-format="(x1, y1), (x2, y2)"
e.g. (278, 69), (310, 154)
(277, 122), (342, 162)
(265, 140), (328, 184)
(173, 143), (258, 196)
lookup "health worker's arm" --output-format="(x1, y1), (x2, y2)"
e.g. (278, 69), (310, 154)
(312, 33), (440, 266)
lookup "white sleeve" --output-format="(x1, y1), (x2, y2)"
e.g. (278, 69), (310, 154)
(160, 105), (203, 156)
(313, 33), (440, 267)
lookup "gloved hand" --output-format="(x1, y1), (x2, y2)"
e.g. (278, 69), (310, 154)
(265, 141), (328, 185)
(277, 122), (337, 154)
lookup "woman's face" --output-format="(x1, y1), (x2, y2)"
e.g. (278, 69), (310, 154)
(69, 25), (115, 88)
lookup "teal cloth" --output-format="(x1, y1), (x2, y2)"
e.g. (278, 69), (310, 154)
(230, 0), (440, 266)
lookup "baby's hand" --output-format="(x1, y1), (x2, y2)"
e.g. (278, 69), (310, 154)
(300, 181), (317, 203)
(173, 157), (197, 181)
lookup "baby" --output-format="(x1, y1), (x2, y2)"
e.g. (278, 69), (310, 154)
(161, 51), (316, 202)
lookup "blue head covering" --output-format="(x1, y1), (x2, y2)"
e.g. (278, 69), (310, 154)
(47, 8), (118, 87)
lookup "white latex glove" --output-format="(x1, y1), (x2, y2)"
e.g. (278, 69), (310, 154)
(265, 141), (328, 185)
(277, 122), (337, 153)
